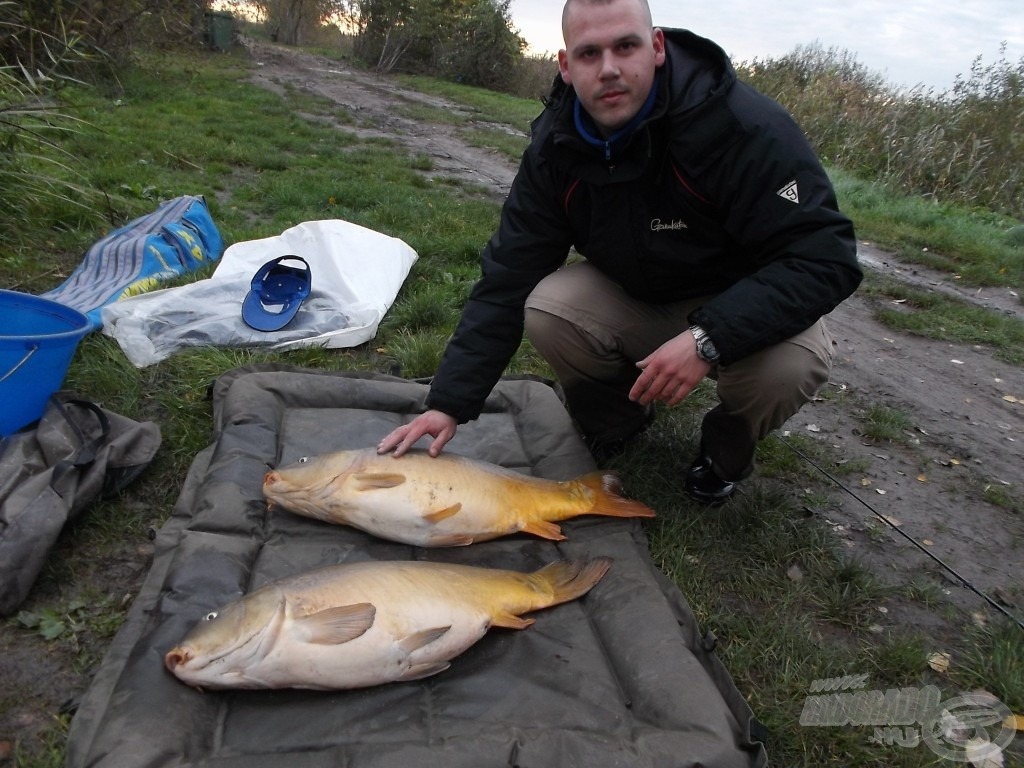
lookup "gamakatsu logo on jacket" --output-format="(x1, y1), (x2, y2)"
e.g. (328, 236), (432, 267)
(651, 218), (688, 231)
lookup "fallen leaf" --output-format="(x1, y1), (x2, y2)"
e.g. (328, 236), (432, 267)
(939, 708), (970, 743)
(787, 564), (804, 582)
(1004, 714), (1024, 731)
(806, 424), (821, 433)
(971, 611), (988, 628)
(923, 539), (934, 546)
(883, 515), (902, 527)
(917, 474), (928, 483)
(1003, 395), (1019, 404)
(951, 458), (962, 466)
(860, 478), (872, 487)
(965, 737), (1004, 767)
(992, 587), (1017, 608)
(951, 359), (965, 365)
(928, 651), (951, 673)
(875, 489), (887, 495)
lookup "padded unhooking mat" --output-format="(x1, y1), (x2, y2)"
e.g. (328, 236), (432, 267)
(66, 368), (768, 768)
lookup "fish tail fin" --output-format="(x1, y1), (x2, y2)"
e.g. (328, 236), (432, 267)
(578, 472), (656, 519)
(532, 556), (613, 606)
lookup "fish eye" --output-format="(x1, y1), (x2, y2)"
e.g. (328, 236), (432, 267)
(298, 456), (309, 463)
(203, 611), (218, 621)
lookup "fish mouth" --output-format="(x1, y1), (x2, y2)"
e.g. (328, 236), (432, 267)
(165, 646), (192, 672)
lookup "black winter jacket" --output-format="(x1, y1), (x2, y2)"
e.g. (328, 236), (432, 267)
(426, 29), (862, 423)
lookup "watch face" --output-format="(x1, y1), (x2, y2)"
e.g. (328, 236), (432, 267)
(701, 339), (719, 361)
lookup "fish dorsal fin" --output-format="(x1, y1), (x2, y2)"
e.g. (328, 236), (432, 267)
(397, 625), (451, 654)
(423, 503), (462, 523)
(352, 472), (406, 490)
(296, 603), (376, 645)
(520, 520), (566, 541)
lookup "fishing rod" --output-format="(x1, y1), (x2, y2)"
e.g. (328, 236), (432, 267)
(774, 433), (1024, 633)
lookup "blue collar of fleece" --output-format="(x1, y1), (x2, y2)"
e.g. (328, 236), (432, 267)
(574, 72), (661, 161)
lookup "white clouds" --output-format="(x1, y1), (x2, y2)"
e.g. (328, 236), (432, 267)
(510, 0), (1024, 91)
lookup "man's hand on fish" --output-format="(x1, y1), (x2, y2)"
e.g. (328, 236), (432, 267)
(377, 409), (458, 457)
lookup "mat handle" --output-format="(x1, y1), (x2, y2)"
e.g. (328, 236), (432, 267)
(0, 345), (39, 384)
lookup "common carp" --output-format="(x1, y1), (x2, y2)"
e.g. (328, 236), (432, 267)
(164, 557), (612, 690)
(262, 448), (655, 546)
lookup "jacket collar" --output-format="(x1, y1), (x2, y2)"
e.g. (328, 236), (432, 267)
(573, 72), (662, 162)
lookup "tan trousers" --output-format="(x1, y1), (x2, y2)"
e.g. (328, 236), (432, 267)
(524, 262), (833, 480)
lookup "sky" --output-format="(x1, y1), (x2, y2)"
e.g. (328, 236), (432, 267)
(509, 0), (1024, 92)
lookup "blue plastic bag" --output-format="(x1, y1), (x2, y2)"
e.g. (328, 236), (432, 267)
(42, 195), (224, 330)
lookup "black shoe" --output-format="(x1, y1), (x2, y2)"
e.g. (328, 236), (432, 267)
(686, 454), (736, 505)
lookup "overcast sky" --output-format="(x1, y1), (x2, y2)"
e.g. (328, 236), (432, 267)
(510, 0), (1024, 92)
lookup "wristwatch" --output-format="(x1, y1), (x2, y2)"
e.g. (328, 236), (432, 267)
(689, 324), (720, 364)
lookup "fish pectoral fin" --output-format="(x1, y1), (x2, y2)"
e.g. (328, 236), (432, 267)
(397, 661), (450, 682)
(423, 502), (462, 523)
(491, 611), (534, 630)
(520, 520), (567, 541)
(297, 602), (376, 645)
(352, 472), (406, 490)
(397, 625), (452, 654)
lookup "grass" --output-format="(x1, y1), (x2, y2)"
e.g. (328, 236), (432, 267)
(2, 42), (1023, 767)
(856, 403), (917, 445)
(859, 275), (1024, 366)
(833, 170), (1024, 293)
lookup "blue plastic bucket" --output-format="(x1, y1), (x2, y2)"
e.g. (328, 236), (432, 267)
(0, 289), (90, 437)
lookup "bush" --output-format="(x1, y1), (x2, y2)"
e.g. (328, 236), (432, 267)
(739, 42), (1024, 219)
(0, 3), (100, 248)
(2, 0), (202, 73)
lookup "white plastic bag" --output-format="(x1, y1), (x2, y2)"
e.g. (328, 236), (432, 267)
(101, 219), (418, 367)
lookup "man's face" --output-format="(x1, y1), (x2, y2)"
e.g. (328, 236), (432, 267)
(558, 0), (666, 137)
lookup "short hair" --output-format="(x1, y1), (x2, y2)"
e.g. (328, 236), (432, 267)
(561, 0), (655, 40)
